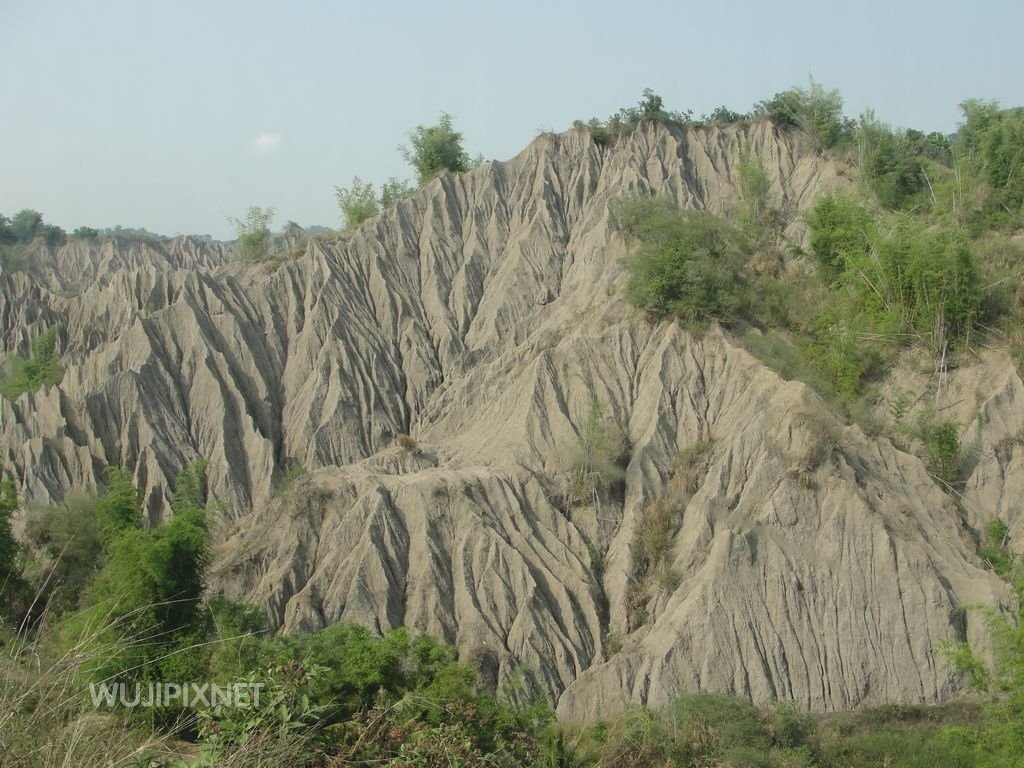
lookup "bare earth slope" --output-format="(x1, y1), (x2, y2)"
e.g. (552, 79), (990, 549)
(0, 121), (1017, 719)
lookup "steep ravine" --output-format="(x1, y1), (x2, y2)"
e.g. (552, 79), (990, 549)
(0, 120), (1016, 719)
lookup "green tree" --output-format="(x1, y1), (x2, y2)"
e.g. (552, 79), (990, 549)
(756, 78), (849, 150)
(638, 88), (665, 120)
(72, 226), (100, 240)
(614, 197), (748, 325)
(228, 206), (275, 261)
(95, 467), (141, 545)
(335, 177), (379, 229)
(379, 176), (415, 207)
(957, 99), (1024, 227)
(41, 224), (66, 246)
(401, 113), (471, 185)
(59, 462), (211, 687)
(10, 209), (43, 242)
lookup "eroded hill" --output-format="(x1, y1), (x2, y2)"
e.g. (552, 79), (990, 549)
(1, 120), (1019, 720)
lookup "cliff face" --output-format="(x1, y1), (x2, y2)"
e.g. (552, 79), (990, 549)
(1, 121), (1018, 719)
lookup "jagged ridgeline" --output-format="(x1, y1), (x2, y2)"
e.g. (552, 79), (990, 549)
(1, 97), (1022, 736)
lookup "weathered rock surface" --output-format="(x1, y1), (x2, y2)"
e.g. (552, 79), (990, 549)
(0, 121), (1016, 718)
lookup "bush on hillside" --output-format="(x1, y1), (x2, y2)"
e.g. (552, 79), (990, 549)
(0, 325), (65, 400)
(614, 197), (748, 326)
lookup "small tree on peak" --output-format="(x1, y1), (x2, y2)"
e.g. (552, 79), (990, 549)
(336, 177), (380, 230)
(401, 113), (471, 186)
(755, 77), (850, 150)
(638, 88), (665, 120)
(228, 206), (275, 260)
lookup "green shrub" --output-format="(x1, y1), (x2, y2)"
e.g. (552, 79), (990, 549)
(978, 518), (1015, 578)
(575, 89), (694, 146)
(769, 701), (811, 748)
(0, 325), (65, 400)
(72, 226), (100, 239)
(754, 78), (851, 150)
(856, 113), (951, 211)
(804, 193), (875, 279)
(56, 461), (212, 694)
(335, 176), (379, 229)
(400, 112), (472, 185)
(22, 494), (102, 621)
(912, 411), (962, 485)
(614, 197), (748, 325)
(379, 177), (414, 207)
(228, 206), (275, 261)
(805, 194), (982, 348)
(335, 177), (415, 231)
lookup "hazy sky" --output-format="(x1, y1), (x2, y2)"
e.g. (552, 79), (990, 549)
(2, 0), (1022, 239)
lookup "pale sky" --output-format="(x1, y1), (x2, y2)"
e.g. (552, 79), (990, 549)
(2, 0), (1021, 239)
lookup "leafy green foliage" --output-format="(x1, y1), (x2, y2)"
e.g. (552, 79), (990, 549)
(9, 209), (43, 242)
(335, 176), (379, 229)
(335, 176), (415, 230)
(0, 325), (65, 400)
(0, 209), (66, 256)
(755, 77), (851, 150)
(978, 519), (1014, 578)
(378, 177), (414, 207)
(805, 192), (875, 278)
(401, 112), (471, 185)
(198, 621), (552, 766)
(911, 411), (962, 485)
(957, 99), (1024, 228)
(571, 697), (983, 768)
(944, 566), (1024, 765)
(574, 89), (695, 146)
(228, 206), (275, 261)
(58, 461), (211, 691)
(98, 224), (166, 242)
(702, 105), (751, 124)
(190, 661), (327, 766)
(856, 111), (951, 210)
(614, 197), (748, 325)
(94, 467), (142, 545)
(806, 194), (982, 347)
(72, 226), (100, 239)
